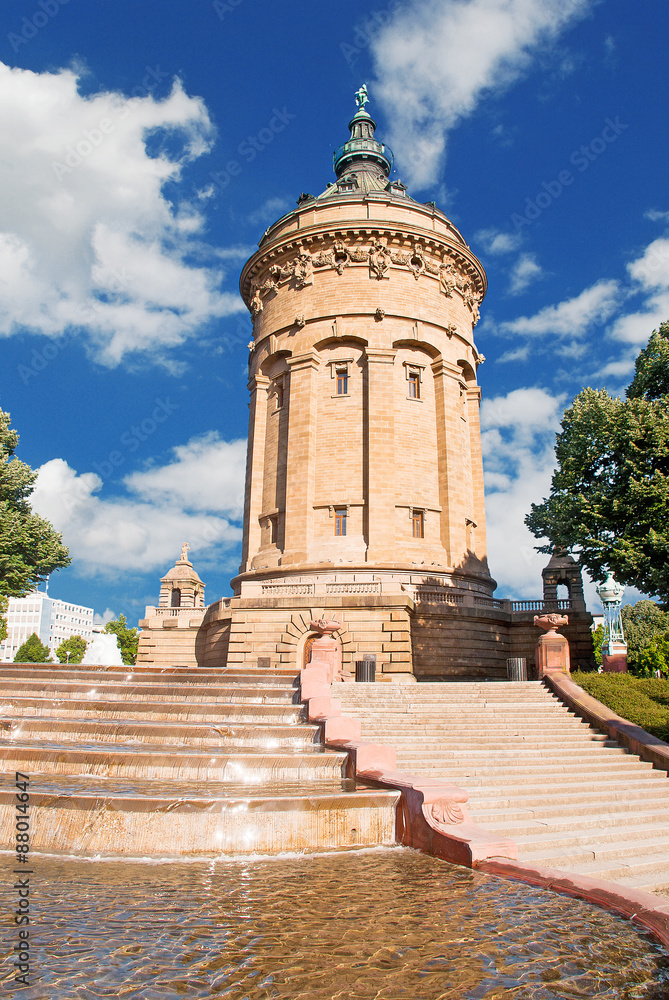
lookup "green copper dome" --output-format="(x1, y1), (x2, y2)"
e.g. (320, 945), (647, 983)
(332, 84), (394, 180)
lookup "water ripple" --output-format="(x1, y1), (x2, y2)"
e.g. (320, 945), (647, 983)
(2, 849), (668, 999)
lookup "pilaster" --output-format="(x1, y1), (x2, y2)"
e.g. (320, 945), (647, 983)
(240, 372), (269, 575)
(282, 350), (319, 565)
(364, 347), (397, 563)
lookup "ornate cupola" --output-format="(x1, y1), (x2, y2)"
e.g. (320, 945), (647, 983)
(332, 84), (393, 182)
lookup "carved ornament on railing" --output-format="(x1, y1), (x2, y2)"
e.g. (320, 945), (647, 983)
(424, 798), (465, 828)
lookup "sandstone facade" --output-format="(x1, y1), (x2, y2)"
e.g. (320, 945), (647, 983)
(138, 94), (593, 676)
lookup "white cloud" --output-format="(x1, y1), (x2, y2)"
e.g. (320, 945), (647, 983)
(644, 209), (669, 223)
(481, 388), (565, 597)
(475, 228), (521, 256)
(0, 62), (245, 365)
(498, 279), (619, 338)
(509, 252), (543, 294)
(370, 0), (596, 189)
(124, 433), (246, 516)
(30, 433), (246, 576)
(608, 236), (669, 345)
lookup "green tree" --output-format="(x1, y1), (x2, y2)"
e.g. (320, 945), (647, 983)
(55, 634), (87, 664)
(591, 623), (605, 666)
(14, 632), (52, 663)
(636, 638), (669, 678)
(0, 595), (7, 644)
(628, 321), (669, 400)
(526, 323), (669, 600)
(0, 410), (70, 601)
(620, 599), (669, 672)
(104, 614), (138, 665)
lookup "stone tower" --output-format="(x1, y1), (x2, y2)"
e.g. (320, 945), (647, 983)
(138, 90), (595, 677)
(233, 89), (493, 620)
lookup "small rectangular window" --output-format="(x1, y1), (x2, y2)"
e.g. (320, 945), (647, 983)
(275, 381), (284, 409)
(334, 508), (347, 536)
(411, 510), (424, 538)
(408, 371), (420, 399)
(336, 368), (348, 395)
(269, 516), (278, 544)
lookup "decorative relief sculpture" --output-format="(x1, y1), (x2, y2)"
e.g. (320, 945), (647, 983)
(309, 618), (342, 636)
(293, 248), (313, 288)
(424, 798), (465, 828)
(439, 262), (457, 297)
(375, 307), (386, 321)
(250, 287), (263, 316)
(245, 236), (484, 314)
(369, 239), (391, 280)
(294, 314), (306, 329)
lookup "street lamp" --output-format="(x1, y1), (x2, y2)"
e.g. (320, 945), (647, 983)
(596, 571), (627, 672)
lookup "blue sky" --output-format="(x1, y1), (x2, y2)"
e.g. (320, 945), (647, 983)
(1, 0), (667, 624)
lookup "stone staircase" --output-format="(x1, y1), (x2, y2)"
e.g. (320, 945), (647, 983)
(335, 680), (669, 896)
(0, 664), (399, 856)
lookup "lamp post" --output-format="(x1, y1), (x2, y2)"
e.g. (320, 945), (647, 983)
(596, 572), (627, 673)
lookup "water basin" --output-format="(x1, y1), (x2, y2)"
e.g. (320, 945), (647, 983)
(3, 848), (668, 998)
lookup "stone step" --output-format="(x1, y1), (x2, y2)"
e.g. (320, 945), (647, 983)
(0, 666), (297, 687)
(0, 740), (347, 782)
(471, 795), (669, 825)
(369, 734), (614, 749)
(0, 680), (297, 704)
(0, 773), (399, 855)
(468, 797), (669, 840)
(391, 746), (630, 762)
(0, 695), (305, 724)
(352, 723), (600, 737)
(522, 836), (669, 867)
(467, 780), (669, 812)
(0, 715), (320, 748)
(501, 819), (669, 855)
(392, 760), (658, 782)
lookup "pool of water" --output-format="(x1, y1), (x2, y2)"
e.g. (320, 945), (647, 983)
(3, 848), (669, 999)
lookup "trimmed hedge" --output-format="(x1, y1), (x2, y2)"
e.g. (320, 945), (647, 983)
(572, 671), (669, 742)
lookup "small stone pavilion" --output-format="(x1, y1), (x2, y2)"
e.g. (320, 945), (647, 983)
(138, 90), (593, 676)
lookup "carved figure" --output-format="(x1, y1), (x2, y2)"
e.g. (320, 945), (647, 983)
(439, 262), (457, 296)
(375, 307), (386, 321)
(369, 240), (391, 280)
(295, 314), (306, 329)
(292, 248), (313, 288)
(250, 287), (263, 316)
(355, 84), (369, 110)
(180, 542), (190, 562)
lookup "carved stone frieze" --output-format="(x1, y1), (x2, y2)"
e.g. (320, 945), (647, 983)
(245, 233), (485, 315)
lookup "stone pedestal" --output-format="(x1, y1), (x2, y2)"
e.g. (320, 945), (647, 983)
(309, 635), (342, 683)
(602, 641), (628, 673)
(534, 614), (571, 677)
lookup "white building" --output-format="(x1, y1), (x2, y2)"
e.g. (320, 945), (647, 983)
(0, 591), (94, 662)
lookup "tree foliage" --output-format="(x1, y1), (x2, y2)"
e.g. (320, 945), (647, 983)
(526, 322), (669, 600)
(104, 614), (138, 665)
(0, 410), (70, 599)
(55, 635), (87, 664)
(620, 600), (669, 674)
(14, 632), (52, 663)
